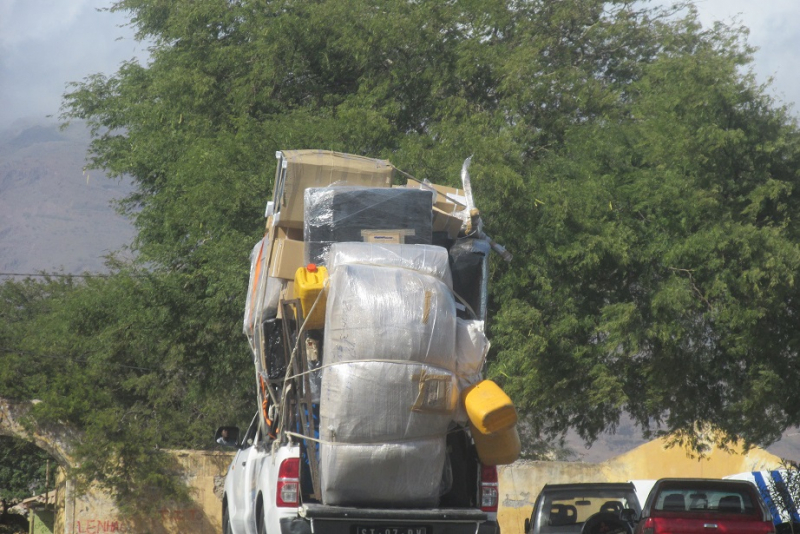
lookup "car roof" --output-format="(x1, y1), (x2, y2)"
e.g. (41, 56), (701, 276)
(540, 482), (637, 491)
(652, 478), (757, 489)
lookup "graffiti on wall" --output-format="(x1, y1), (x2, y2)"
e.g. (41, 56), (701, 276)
(75, 507), (202, 533)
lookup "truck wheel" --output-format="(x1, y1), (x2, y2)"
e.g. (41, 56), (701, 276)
(223, 502), (233, 534)
(256, 497), (267, 534)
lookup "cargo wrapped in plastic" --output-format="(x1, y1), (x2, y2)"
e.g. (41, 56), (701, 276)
(455, 319), (490, 388)
(323, 264), (457, 371)
(255, 276), (283, 324)
(327, 242), (453, 288)
(320, 361), (457, 443)
(453, 319), (490, 423)
(243, 237), (268, 336)
(320, 437), (446, 507)
(304, 187), (433, 266)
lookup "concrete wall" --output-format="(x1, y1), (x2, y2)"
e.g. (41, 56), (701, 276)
(59, 450), (233, 534)
(497, 438), (785, 534)
(48, 439), (784, 534)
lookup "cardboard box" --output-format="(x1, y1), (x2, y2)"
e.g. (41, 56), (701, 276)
(268, 226), (305, 280)
(360, 229), (417, 244)
(273, 150), (394, 228)
(406, 178), (468, 211)
(432, 207), (463, 239)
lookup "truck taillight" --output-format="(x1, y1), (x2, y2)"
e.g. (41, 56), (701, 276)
(642, 517), (655, 534)
(276, 458), (300, 507)
(480, 465), (499, 512)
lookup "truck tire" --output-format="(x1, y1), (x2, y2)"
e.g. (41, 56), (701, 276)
(223, 502), (233, 534)
(256, 497), (267, 534)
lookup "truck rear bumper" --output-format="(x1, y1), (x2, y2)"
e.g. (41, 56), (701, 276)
(281, 504), (490, 534)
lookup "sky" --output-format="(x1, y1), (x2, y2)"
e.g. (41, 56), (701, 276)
(1, 0), (799, 129)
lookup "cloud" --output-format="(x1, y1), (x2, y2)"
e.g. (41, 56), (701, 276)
(0, 0), (94, 50)
(0, 0), (146, 126)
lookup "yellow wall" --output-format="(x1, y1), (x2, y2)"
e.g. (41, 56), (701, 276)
(50, 440), (784, 534)
(497, 438), (784, 534)
(61, 450), (233, 534)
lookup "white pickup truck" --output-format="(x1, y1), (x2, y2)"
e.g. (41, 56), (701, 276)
(215, 150), (510, 534)
(216, 416), (499, 534)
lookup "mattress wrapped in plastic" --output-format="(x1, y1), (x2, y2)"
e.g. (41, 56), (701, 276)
(304, 186), (433, 266)
(320, 361), (457, 443)
(323, 264), (457, 371)
(320, 437), (446, 507)
(327, 242), (453, 288)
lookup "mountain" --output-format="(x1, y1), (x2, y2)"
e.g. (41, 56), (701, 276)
(0, 120), (135, 275)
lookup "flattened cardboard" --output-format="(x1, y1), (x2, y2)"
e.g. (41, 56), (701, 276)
(268, 227), (305, 280)
(273, 150), (394, 228)
(406, 178), (468, 210)
(432, 207), (462, 239)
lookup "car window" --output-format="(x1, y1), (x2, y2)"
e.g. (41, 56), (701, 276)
(654, 487), (757, 514)
(241, 413), (260, 448)
(537, 488), (640, 534)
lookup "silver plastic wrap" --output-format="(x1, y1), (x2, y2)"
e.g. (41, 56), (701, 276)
(327, 242), (453, 288)
(453, 319), (490, 423)
(320, 361), (457, 443)
(320, 437), (446, 507)
(258, 276), (284, 319)
(455, 318), (489, 388)
(304, 186), (433, 266)
(243, 237), (268, 336)
(324, 264), (457, 371)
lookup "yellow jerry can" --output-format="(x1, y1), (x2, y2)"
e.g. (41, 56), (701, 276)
(462, 379), (517, 434)
(293, 264), (328, 330)
(470, 422), (521, 466)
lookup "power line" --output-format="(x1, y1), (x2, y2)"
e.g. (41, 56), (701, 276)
(0, 347), (155, 372)
(0, 272), (110, 279)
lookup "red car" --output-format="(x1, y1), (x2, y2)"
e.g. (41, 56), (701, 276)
(635, 479), (775, 534)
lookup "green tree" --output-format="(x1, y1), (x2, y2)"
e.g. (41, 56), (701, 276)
(0, 436), (50, 503)
(2, 0), (789, 496)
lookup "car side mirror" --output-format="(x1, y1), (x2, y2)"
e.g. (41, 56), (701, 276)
(525, 518), (531, 532)
(215, 426), (241, 448)
(620, 509), (638, 523)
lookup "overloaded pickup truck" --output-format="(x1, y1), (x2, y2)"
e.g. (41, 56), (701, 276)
(216, 151), (516, 534)
(634, 479), (775, 534)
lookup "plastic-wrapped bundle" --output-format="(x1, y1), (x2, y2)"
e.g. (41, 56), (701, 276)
(304, 187), (433, 266)
(455, 319), (490, 388)
(323, 264), (457, 371)
(320, 437), (446, 507)
(320, 361), (457, 443)
(327, 242), (453, 289)
(453, 319), (490, 423)
(243, 237), (268, 336)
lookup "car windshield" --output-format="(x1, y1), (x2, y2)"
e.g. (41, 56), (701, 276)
(653, 486), (757, 514)
(538, 487), (640, 533)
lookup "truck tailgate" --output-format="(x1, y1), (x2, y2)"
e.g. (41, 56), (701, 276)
(297, 504), (487, 534)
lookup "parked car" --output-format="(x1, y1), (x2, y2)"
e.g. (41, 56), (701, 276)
(634, 478), (776, 534)
(525, 483), (641, 534)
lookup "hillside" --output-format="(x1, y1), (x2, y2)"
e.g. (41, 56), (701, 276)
(0, 120), (135, 275)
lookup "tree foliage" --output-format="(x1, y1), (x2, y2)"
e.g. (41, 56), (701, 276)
(0, 0), (796, 494)
(0, 436), (50, 502)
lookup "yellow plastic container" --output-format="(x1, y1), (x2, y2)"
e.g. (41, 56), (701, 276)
(470, 422), (521, 466)
(462, 379), (517, 434)
(293, 264), (328, 330)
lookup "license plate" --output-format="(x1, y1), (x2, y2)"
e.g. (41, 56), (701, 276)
(355, 526), (428, 534)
